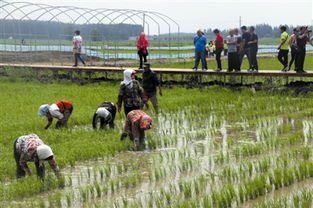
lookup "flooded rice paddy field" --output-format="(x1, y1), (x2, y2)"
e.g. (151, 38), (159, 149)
(1, 84), (313, 208)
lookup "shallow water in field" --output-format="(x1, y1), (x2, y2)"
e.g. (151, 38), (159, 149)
(6, 108), (313, 207)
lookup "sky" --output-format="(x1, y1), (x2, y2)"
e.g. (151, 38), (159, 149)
(2, 0), (313, 33)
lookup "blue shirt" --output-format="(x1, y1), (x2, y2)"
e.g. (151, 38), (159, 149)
(194, 35), (207, 52)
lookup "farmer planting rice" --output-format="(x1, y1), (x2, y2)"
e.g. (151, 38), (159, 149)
(142, 63), (162, 114)
(117, 69), (145, 116)
(38, 100), (73, 129)
(92, 101), (117, 129)
(13, 134), (60, 178)
(120, 110), (152, 148)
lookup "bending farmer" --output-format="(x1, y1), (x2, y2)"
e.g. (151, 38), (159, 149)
(120, 110), (152, 147)
(13, 134), (60, 178)
(92, 101), (117, 129)
(38, 100), (73, 129)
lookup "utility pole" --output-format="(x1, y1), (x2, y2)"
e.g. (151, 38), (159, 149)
(143, 13), (146, 32)
(239, 16), (242, 28)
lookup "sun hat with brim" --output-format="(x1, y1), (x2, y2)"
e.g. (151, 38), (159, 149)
(38, 104), (49, 116)
(37, 145), (53, 160)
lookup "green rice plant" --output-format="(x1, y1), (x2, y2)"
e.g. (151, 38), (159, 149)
(66, 192), (73, 207)
(39, 199), (45, 208)
(302, 146), (311, 160)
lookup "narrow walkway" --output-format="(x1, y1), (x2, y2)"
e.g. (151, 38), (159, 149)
(1, 63), (313, 77)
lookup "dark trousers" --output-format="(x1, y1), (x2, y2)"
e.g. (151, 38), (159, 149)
(224, 49), (228, 56)
(56, 107), (73, 128)
(138, 53), (147, 69)
(239, 48), (251, 70)
(124, 106), (140, 116)
(289, 47), (297, 69)
(74, 53), (85, 66)
(249, 48), (258, 70)
(193, 51), (207, 69)
(278, 50), (289, 67)
(13, 139), (45, 178)
(215, 48), (223, 69)
(295, 49), (306, 71)
(144, 92), (158, 113)
(227, 52), (239, 71)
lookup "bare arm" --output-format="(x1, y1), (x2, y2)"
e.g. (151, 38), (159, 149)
(45, 115), (53, 129)
(48, 158), (60, 177)
(278, 37), (287, 49)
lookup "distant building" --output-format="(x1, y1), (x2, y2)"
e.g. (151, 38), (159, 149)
(128, 36), (137, 41)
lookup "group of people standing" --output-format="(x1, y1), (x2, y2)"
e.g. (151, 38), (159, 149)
(278, 26), (313, 73)
(15, 60), (161, 179)
(193, 26), (312, 73)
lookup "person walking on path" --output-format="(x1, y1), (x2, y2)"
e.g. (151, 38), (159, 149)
(226, 29), (239, 72)
(72, 30), (86, 67)
(213, 29), (224, 71)
(136, 32), (149, 69)
(247, 26), (258, 72)
(288, 28), (298, 70)
(142, 63), (162, 114)
(117, 69), (145, 116)
(192, 30), (207, 71)
(92, 101), (116, 129)
(120, 110), (152, 149)
(38, 100), (73, 129)
(13, 134), (60, 178)
(239, 26), (251, 71)
(278, 26), (290, 71)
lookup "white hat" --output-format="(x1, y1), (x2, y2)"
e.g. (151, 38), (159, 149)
(37, 145), (53, 160)
(38, 104), (49, 116)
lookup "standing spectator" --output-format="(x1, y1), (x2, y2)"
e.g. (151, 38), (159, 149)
(120, 110), (152, 149)
(117, 69), (144, 116)
(13, 134), (60, 178)
(226, 29), (239, 72)
(247, 26), (258, 72)
(38, 100), (73, 129)
(142, 63), (162, 114)
(288, 28), (298, 70)
(234, 28), (242, 71)
(209, 41), (215, 57)
(72, 30), (86, 67)
(295, 26), (311, 73)
(223, 40), (228, 56)
(213, 29), (224, 71)
(92, 101), (116, 129)
(136, 32), (149, 69)
(192, 30), (207, 71)
(239, 26), (251, 71)
(278, 26), (290, 71)
(205, 43), (210, 58)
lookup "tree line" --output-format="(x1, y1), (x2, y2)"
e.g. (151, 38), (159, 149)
(0, 19), (143, 40)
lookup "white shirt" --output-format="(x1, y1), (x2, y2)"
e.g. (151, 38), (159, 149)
(49, 104), (64, 119)
(96, 107), (110, 119)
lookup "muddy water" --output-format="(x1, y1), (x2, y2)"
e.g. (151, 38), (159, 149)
(7, 110), (313, 207)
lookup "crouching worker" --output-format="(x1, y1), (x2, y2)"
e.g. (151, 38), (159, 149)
(120, 110), (152, 149)
(38, 100), (73, 129)
(13, 134), (60, 178)
(92, 101), (116, 129)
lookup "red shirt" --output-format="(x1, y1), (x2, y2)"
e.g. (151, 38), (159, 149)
(215, 34), (224, 49)
(55, 100), (73, 111)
